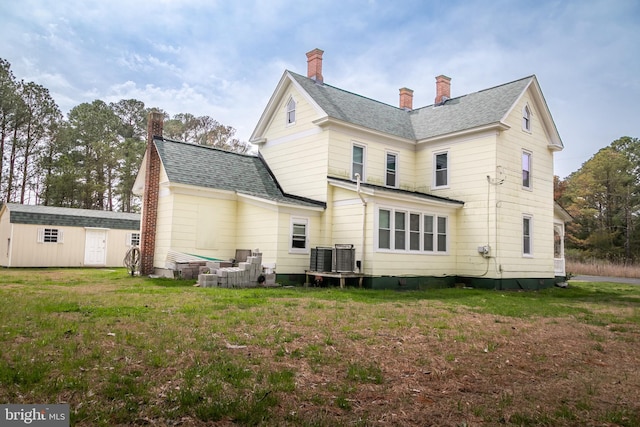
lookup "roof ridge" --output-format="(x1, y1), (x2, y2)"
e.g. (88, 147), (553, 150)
(290, 70), (535, 114)
(288, 70), (407, 112)
(475, 74), (535, 95)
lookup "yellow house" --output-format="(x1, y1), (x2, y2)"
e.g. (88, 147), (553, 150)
(0, 203), (140, 267)
(135, 49), (568, 290)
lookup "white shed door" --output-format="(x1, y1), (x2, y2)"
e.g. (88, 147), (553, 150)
(84, 229), (107, 265)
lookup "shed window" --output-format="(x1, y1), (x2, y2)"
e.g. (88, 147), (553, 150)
(37, 228), (63, 243)
(128, 232), (140, 246)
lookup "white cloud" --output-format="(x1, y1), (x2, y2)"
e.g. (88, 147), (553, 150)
(0, 0), (638, 178)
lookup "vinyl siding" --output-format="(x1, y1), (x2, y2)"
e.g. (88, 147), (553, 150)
(236, 199), (279, 265)
(493, 91), (555, 278)
(327, 128), (417, 190)
(0, 222), (135, 267)
(166, 193), (238, 261)
(274, 208), (322, 274)
(260, 84), (329, 201)
(416, 133), (498, 276)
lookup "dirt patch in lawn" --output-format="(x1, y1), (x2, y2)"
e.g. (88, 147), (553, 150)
(221, 301), (640, 426)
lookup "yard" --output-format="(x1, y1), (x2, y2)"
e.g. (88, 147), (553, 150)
(0, 269), (638, 426)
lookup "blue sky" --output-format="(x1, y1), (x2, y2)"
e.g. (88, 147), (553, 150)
(1, 0), (639, 179)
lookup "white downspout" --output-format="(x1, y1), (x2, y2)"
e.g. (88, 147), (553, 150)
(355, 173), (367, 273)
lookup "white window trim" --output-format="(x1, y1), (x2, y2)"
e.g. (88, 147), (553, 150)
(522, 104), (532, 133)
(433, 150), (449, 189)
(351, 143), (367, 181)
(37, 227), (64, 244)
(285, 96), (296, 126)
(289, 217), (309, 254)
(375, 206), (448, 255)
(523, 215), (533, 257)
(522, 150), (532, 190)
(385, 151), (399, 188)
(127, 232), (141, 247)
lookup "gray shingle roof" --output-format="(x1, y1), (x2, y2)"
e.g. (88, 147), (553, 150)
(290, 72), (416, 140)
(4, 203), (140, 230)
(289, 71), (534, 141)
(154, 138), (325, 208)
(410, 76), (533, 140)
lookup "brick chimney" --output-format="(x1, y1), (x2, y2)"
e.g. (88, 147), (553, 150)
(399, 87), (413, 110)
(140, 111), (163, 276)
(306, 48), (324, 83)
(435, 75), (451, 104)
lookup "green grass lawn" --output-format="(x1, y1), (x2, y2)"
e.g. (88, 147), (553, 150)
(0, 269), (638, 426)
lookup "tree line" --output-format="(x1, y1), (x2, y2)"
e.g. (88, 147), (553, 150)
(0, 58), (250, 212)
(556, 136), (640, 263)
(3, 58), (638, 263)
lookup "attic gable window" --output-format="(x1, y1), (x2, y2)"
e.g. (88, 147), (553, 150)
(522, 105), (531, 132)
(286, 97), (296, 125)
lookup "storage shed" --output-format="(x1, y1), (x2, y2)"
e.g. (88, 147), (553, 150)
(0, 203), (141, 267)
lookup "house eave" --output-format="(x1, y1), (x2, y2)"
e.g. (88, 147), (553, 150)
(237, 193), (325, 212)
(327, 177), (465, 208)
(416, 122), (510, 144)
(313, 117), (415, 145)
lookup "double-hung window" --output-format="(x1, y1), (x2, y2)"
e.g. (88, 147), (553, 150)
(423, 216), (434, 251)
(385, 152), (397, 187)
(352, 144), (365, 180)
(378, 209), (391, 249)
(377, 208), (447, 253)
(290, 217), (309, 253)
(434, 151), (448, 188)
(409, 213), (420, 251)
(394, 211), (406, 250)
(286, 97), (296, 125)
(523, 216), (532, 256)
(522, 151), (532, 189)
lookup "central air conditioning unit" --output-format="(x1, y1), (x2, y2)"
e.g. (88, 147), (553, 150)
(310, 247), (334, 272)
(334, 244), (355, 273)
